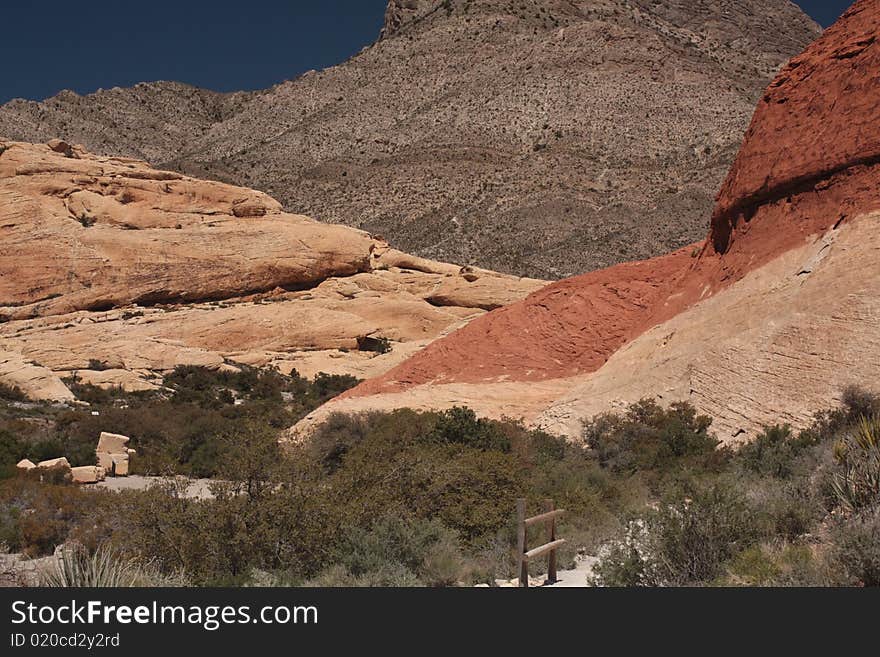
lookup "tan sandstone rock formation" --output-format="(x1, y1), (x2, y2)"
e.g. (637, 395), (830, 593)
(0, 141), (545, 399)
(71, 466), (106, 484)
(296, 2), (880, 444)
(36, 457), (71, 470)
(96, 432), (135, 476)
(0, 1), (819, 279)
(0, 350), (75, 402)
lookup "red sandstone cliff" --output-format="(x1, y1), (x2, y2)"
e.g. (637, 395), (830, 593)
(303, 1), (880, 442)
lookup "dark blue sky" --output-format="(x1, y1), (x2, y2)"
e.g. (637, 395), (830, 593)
(0, 1), (855, 104)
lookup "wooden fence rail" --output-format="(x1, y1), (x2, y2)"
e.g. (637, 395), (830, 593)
(516, 498), (565, 588)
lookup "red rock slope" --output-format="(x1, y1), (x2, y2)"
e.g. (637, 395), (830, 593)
(300, 1), (880, 441)
(704, 0), (880, 285)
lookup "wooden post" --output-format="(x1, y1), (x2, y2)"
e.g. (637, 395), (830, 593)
(516, 499), (565, 588)
(516, 498), (528, 588)
(544, 499), (557, 583)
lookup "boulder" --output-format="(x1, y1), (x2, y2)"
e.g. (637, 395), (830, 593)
(96, 432), (133, 477)
(71, 465), (106, 484)
(34, 457), (73, 483)
(37, 457), (70, 470)
(0, 351), (75, 403)
(231, 201), (269, 218)
(96, 432), (130, 454)
(96, 452), (113, 470)
(112, 459), (129, 477)
(46, 138), (74, 157)
(96, 452), (130, 476)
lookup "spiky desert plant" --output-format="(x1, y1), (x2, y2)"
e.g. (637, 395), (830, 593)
(39, 544), (140, 588)
(832, 416), (880, 512)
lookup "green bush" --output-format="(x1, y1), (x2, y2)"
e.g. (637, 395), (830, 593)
(6, 383), (880, 588)
(0, 429), (27, 479)
(803, 386), (880, 444)
(583, 399), (718, 475)
(828, 510), (880, 586)
(54, 366), (360, 477)
(737, 425), (817, 479)
(101, 406), (619, 583)
(723, 544), (820, 587)
(305, 563), (422, 587)
(113, 472), (338, 585)
(0, 478), (98, 556)
(592, 483), (767, 586)
(330, 515), (465, 587)
(841, 386), (880, 421)
(426, 406), (512, 452)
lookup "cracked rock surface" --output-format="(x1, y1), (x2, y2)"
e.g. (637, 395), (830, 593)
(296, 2), (880, 443)
(0, 141), (544, 400)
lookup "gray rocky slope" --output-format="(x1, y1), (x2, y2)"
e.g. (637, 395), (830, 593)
(0, 0), (820, 278)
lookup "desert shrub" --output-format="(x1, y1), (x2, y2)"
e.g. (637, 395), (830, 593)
(723, 544), (820, 587)
(38, 542), (185, 587)
(307, 412), (373, 474)
(33, 434), (96, 469)
(803, 386), (880, 444)
(0, 429), (27, 479)
(165, 365), (356, 410)
(591, 528), (647, 587)
(737, 425), (818, 479)
(305, 563), (421, 587)
(762, 483), (823, 541)
(831, 416), (880, 512)
(167, 365), (284, 407)
(724, 545), (782, 586)
(0, 505), (23, 551)
(584, 399), (718, 473)
(8, 384), (879, 587)
(330, 515), (465, 587)
(213, 422), (284, 498)
(302, 407), (620, 574)
(841, 386), (880, 421)
(592, 483), (767, 586)
(307, 408), (620, 560)
(310, 372), (360, 404)
(828, 510), (880, 586)
(51, 366), (360, 477)
(112, 471), (339, 585)
(425, 406), (512, 452)
(0, 478), (99, 556)
(326, 429), (521, 542)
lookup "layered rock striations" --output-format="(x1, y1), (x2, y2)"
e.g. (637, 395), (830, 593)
(0, 141), (544, 401)
(299, 1), (880, 443)
(0, 1), (820, 279)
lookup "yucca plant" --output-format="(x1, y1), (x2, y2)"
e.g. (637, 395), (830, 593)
(832, 416), (880, 513)
(39, 545), (141, 588)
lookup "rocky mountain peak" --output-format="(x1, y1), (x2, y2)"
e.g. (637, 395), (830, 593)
(0, 0), (821, 279)
(380, 0), (440, 39)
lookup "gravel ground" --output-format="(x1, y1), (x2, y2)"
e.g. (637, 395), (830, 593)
(93, 475), (218, 499)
